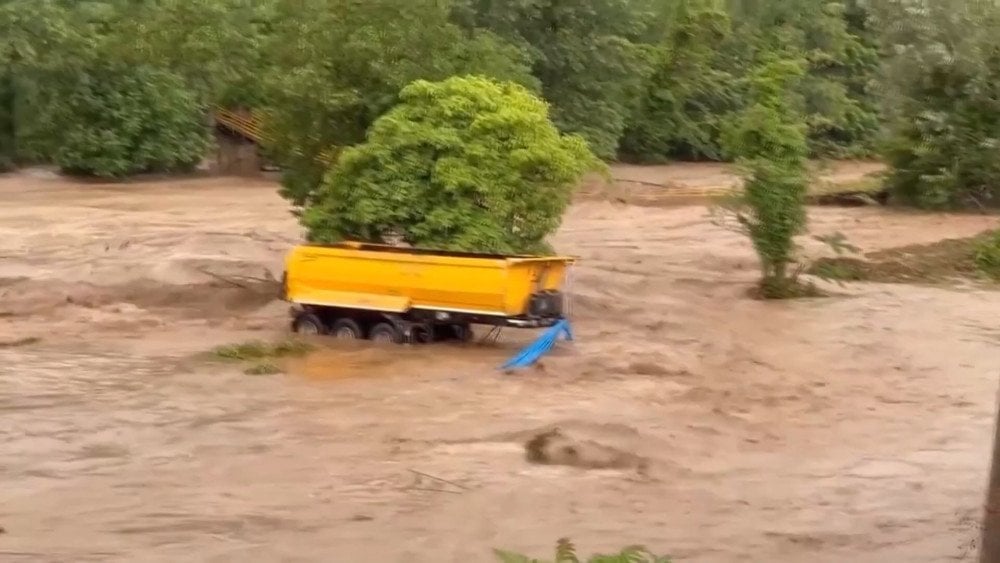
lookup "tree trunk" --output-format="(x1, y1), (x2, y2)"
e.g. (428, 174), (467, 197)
(980, 386), (1000, 563)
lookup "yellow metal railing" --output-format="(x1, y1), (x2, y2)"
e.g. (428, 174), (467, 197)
(213, 106), (337, 165)
(214, 107), (265, 143)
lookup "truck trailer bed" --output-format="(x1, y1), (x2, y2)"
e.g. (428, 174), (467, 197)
(281, 241), (574, 343)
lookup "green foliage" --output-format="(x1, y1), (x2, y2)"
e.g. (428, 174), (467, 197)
(876, 0), (1000, 209)
(212, 339), (313, 361)
(104, 0), (273, 107)
(456, 0), (656, 159)
(975, 231), (1000, 281)
(260, 0), (537, 208)
(620, 3), (738, 161)
(302, 76), (600, 254)
(729, 0), (880, 158)
(0, 0), (246, 168)
(495, 538), (671, 563)
(0, 71), (13, 171)
(720, 55), (810, 297)
(620, 0), (879, 163)
(32, 63), (210, 178)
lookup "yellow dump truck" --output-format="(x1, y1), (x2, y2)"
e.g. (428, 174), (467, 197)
(281, 241), (575, 344)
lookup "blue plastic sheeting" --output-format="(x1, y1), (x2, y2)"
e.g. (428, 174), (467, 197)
(500, 319), (574, 371)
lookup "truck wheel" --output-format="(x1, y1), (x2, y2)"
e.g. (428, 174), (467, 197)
(410, 324), (433, 344)
(292, 313), (325, 335)
(369, 322), (403, 344)
(331, 318), (363, 340)
(452, 324), (474, 343)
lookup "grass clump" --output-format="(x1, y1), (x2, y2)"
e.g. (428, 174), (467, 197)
(212, 339), (313, 361)
(809, 231), (1000, 285)
(211, 338), (313, 376)
(495, 538), (670, 563)
(244, 361), (282, 376)
(974, 230), (1000, 280)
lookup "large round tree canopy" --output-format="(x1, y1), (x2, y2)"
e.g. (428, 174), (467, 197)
(301, 75), (600, 255)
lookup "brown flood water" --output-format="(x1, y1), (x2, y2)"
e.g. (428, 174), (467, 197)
(1, 167), (1000, 562)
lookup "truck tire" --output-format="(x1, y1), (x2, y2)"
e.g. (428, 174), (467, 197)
(410, 323), (433, 344)
(452, 323), (474, 343)
(331, 318), (363, 340)
(292, 313), (325, 335)
(369, 322), (403, 344)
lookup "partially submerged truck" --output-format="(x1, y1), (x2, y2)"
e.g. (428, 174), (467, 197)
(281, 241), (575, 344)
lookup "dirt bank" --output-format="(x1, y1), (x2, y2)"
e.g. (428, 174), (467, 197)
(1, 166), (998, 562)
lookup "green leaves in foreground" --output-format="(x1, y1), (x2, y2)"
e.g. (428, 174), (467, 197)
(302, 75), (602, 255)
(494, 538), (671, 563)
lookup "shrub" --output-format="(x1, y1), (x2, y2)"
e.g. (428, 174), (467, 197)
(302, 76), (602, 255)
(975, 230), (1000, 280)
(719, 57), (810, 298)
(36, 63), (210, 178)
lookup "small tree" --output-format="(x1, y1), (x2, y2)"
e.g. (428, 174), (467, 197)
(719, 57), (810, 298)
(34, 62), (210, 178)
(302, 75), (601, 255)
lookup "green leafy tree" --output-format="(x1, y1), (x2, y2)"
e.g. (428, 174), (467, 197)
(1, 0), (246, 169)
(101, 0), (273, 106)
(0, 0), (91, 163)
(302, 76), (600, 255)
(728, 0), (880, 157)
(620, 2), (738, 161)
(260, 0), (536, 208)
(455, 0), (656, 159)
(34, 62), (210, 178)
(720, 55), (810, 297)
(875, 0), (1000, 209)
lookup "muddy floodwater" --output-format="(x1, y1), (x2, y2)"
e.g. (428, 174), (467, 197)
(2, 166), (1000, 562)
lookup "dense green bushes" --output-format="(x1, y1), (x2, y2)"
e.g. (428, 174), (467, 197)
(877, 0), (1000, 209)
(34, 64), (210, 178)
(454, 0), (656, 160)
(620, 5), (737, 162)
(0, 0), (886, 176)
(260, 0), (536, 208)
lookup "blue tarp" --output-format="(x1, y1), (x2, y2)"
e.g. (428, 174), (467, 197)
(500, 319), (574, 371)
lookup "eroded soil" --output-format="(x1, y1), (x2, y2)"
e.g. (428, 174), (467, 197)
(2, 165), (999, 562)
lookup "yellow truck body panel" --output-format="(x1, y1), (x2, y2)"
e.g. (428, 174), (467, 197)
(284, 242), (574, 318)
